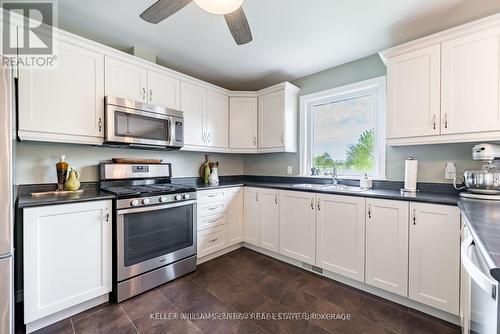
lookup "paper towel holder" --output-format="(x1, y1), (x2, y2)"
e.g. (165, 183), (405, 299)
(401, 156), (419, 194)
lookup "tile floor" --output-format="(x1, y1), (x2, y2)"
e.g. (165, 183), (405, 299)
(30, 248), (460, 334)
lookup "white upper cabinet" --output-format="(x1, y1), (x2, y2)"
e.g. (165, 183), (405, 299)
(365, 199), (409, 297)
(409, 203), (460, 315)
(147, 69), (181, 109)
(23, 201), (112, 324)
(381, 15), (500, 145)
(227, 187), (244, 246)
(258, 189), (279, 253)
(441, 26), (500, 134)
(105, 56), (147, 102)
(279, 190), (316, 265)
(258, 84), (299, 152)
(229, 97), (258, 151)
(18, 37), (105, 145)
(243, 187), (260, 246)
(316, 194), (365, 282)
(386, 45), (441, 139)
(206, 89), (229, 148)
(181, 81), (206, 147)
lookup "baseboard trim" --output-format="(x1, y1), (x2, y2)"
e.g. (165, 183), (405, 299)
(196, 243), (242, 264)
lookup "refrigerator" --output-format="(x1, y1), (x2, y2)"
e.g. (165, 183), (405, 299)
(0, 57), (15, 334)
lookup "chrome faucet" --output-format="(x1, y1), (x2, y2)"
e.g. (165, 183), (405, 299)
(331, 165), (338, 185)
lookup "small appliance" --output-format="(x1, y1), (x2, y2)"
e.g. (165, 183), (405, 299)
(104, 96), (184, 150)
(459, 143), (500, 200)
(99, 163), (197, 302)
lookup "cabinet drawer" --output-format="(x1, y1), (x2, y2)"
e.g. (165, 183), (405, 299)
(197, 226), (227, 258)
(198, 189), (227, 204)
(198, 212), (227, 231)
(198, 202), (226, 217)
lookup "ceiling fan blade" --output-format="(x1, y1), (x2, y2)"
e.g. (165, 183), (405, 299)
(224, 7), (253, 45)
(140, 0), (192, 24)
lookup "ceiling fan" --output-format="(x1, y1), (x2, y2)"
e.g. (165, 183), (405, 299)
(140, 0), (253, 45)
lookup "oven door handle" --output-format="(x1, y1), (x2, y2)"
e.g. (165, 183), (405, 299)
(117, 200), (197, 214)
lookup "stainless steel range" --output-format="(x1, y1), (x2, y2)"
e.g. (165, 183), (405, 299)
(99, 163), (197, 302)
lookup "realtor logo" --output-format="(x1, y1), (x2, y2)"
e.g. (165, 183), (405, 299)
(1, 0), (57, 67)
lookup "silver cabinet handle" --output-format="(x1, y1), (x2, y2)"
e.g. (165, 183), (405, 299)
(142, 87), (146, 101)
(208, 194), (217, 198)
(207, 133), (211, 143)
(432, 114), (436, 130)
(149, 89), (153, 102)
(317, 199), (320, 211)
(98, 117), (102, 132)
(412, 208), (416, 225)
(208, 219), (218, 224)
(253, 136), (257, 147)
(209, 237), (218, 243)
(368, 204), (372, 219)
(105, 210), (110, 223)
(207, 206), (218, 211)
(310, 199), (314, 210)
(444, 113), (448, 129)
(280, 134), (284, 144)
(256, 192), (259, 202)
(275, 193), (278, 205)
(202, 132), (206, 143)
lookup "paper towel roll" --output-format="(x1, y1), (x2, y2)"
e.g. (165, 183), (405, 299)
(404, 158), (418, 191)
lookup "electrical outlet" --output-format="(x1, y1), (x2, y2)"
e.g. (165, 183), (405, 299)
(444, 162), (457, 180)
(287, 166), (293, 175)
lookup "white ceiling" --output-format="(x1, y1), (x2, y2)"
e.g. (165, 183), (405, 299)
(58, 0), (500, 90)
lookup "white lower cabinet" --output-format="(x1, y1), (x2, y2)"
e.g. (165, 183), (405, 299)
(227, 187), (244, 246)
(409, 203), (460, 315)
(23, 201), (112, 324)
(316, 194), (365, 282)
(278, 190), (316, 265)
(365, 199), (409, 296)
(197, 225), (227, 258)
(243, 187), (279, 251)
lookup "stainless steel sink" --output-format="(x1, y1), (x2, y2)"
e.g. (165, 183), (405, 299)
(291, 184), (366, 192)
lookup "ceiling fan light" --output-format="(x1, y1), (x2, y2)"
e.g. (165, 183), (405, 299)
(194, 0), (243, 15)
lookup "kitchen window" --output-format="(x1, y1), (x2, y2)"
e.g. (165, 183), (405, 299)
(299, 76), (386, 179)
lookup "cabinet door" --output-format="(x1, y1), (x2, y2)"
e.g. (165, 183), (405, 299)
(23, 201), (112, 323)
(227, 187), (244, 246)
(316, 194), (365, 281)
(279, 190), (316, 265)
(147, 70), (181, 109)
(181, 81), (207, 146)
(259, 91), (284, 149)
(229, 97), (258, 150)
(206, 90), (229, 148)
(18, 40), (104, 142)
(441, 26), (500, 134)
(365, 199), (409, 296)
(409, 203), (460, 315)
(386, 45), (441, 138)
(244, 187), (260, 246)
(104, 57), (147, 102)
(259, 189), (279, 252)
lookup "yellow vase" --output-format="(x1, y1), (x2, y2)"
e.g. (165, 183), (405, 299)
(64, 169), (81, 191)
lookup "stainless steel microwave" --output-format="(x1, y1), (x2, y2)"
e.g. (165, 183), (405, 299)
(104, 96), (184, 149)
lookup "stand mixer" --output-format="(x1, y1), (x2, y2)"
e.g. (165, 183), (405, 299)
(458, 143), (500, 200)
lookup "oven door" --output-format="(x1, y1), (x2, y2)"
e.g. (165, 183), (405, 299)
(117, 200), (197, 281)
(105, 105), (171, 147)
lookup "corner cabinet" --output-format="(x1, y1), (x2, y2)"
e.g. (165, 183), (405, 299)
(408, 203), (460, 315)
(381, 15), (500, 145)
(18, 37), (105, 145)
(23, 201), (112, 325)
(227, 187), (244, 246)
(229, 97), (258, 152)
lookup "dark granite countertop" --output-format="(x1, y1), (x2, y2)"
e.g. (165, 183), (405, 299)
(17, 183), (115, 208)
(180, 179), (460, 206)
(458, 199), (500, 281)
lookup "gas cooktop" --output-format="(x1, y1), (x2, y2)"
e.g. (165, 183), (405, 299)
(101, 183), (196, 198)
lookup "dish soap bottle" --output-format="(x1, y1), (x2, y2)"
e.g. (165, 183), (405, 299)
(56, 155), (69, 191)
(65, 168), (81, 191)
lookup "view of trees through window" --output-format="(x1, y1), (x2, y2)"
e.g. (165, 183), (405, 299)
(312, 94), (376, 176)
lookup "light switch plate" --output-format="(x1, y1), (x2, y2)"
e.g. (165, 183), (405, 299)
(287, 166), (293, 175)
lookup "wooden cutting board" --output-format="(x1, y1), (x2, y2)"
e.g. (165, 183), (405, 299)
(31, 190), (84, 197)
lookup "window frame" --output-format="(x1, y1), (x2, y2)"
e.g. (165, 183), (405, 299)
(299, 76), (387, 179)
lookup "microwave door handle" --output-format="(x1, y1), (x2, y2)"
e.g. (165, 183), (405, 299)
(461, 235), (498, 300)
